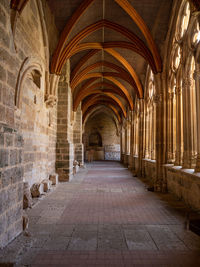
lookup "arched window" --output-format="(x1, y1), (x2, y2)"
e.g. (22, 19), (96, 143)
(192, 20), (200, 46)
(187, 56), (197, 167)
(172, 1), (199, 169)
(175, 1), (190, 41)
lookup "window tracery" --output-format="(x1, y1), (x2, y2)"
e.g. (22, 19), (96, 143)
(176, 1), (190, 41)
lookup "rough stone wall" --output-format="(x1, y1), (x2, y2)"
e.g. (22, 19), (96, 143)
(13, 0), (58, 187)
(0, 123), (24, 248)
(56, 62), (74, 181)
(16, 77), (57, 187)
(0, 0), (58, 247)
(84, 113), (120, 161)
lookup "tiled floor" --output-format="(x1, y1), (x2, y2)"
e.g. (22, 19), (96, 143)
(1, 161), (200, 266)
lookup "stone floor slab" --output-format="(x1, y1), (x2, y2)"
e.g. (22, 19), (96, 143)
(1, 161), (200, 266)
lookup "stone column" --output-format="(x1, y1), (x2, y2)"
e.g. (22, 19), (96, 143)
(128, 111), (134, 170)
(124, 120), (128, 166)
(174, 84), (183, 166)
(120, 125), (124, 163)
(194, 70), (200, 171)
(182, 76), (193, 169)
(167, 91), (175, 163)
(136, 99), (144, 177)
(73, 104), (84, 166)
(151, 103), (156, 160)
(154, 73), (165, 192)
(147, 106), (151, 158)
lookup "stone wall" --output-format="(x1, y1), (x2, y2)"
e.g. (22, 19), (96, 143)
(0, 123), (24, 248)
(164, 165), (200, 210)
(84, 113), (120, 161)
(142, 159), (156, 185)
(0, 0), (58, 247)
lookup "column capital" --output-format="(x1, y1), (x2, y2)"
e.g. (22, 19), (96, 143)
(193, 70), (200, 81)
(167, 91), (174, 99)
(175, 86), (182, 95)
(153, 93), (163, 104)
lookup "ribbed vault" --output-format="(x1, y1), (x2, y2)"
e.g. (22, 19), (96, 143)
(45, 0), (175, 123)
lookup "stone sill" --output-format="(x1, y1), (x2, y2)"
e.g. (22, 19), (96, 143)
(164, 164), (200, 179)
(143, 158), (156, 163)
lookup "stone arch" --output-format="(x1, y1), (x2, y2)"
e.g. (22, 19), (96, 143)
(15, 56), (45, 109)
(10, 0), (49, 67)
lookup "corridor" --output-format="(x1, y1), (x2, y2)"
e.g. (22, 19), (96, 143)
(1, 161), (200, 266)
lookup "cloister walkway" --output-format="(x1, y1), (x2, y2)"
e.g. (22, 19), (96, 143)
(2, 161), (200, 266)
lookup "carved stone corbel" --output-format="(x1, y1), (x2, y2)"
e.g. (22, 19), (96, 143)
(45, 73), (60, 108)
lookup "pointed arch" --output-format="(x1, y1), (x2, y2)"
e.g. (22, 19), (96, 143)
(51, 0), (95, 72)
(82, 94), (127, 117)
(15, 56), (44, 109)
(71, 66), (136, 94)
(71, 50), (99, 81)
(54, 19), (157, 74)
(74, 88), (127, 112)
(71, 60), (135, 89)
(72, 72), (133, 110)
(114, 0), (162, 72)
(71, 48), (143, 97)
(73, 81), (130, 111)
(51, 0), (162, 74)
(83, 103), (121, 124)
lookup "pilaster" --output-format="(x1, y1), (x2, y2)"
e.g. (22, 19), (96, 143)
(194, 70), (200, 172)
(136, 99), (144, 177)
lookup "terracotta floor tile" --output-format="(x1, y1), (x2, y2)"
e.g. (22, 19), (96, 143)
(2, 161), (200, 266)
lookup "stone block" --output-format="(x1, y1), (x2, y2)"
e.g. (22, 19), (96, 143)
(42, 179), (52, 192)
(5, 107), (14, 125)
(0, 167), (14, 188)
(23, 182), (32, 209)
(31, 183), (44, 197)
(0, 63), (6, 82)
(2, 124), (14, 133)
(15, 134), (23, 147)
(11, 166), (23, 184)
(0, 133), (3, 146)
(5, 133), (13, 147)
(10, 149), (18, 165)
(0, 104), (6, 123)
(49, 173), (58, 185)
(0, 148), (9, 167)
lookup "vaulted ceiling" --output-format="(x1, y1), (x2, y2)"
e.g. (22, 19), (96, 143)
(12, 0), (176, 123)
(46, 0), (176, 122)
